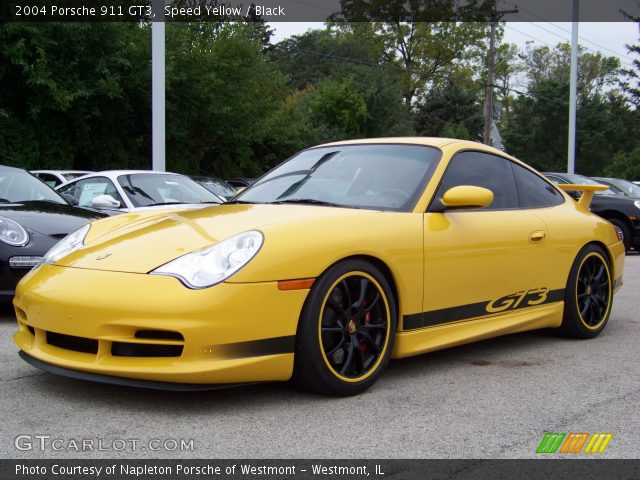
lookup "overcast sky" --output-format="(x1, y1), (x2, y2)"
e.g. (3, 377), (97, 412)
(270, 22), (638, 69)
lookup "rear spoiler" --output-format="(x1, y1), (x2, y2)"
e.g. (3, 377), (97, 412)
(556, 184), (608, 212)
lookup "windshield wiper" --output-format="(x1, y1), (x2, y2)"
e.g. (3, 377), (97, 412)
(27, 199), (66, 204)
(225, 200), (259, 204)
(269, 198), (346, 208)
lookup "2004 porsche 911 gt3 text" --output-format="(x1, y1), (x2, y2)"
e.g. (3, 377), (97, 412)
(13, 138), (625, 396)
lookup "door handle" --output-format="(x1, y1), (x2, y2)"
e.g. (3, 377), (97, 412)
(529, 230), (546, 243)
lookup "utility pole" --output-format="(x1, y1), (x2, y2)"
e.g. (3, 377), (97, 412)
(567, 0), (580, 174)
(483, 7), (518, 146)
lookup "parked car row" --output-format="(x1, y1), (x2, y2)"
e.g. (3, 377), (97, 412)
(30, 169), (254, 203)
(0, 167), (253, 300)
(56, 170), (223, 214)
(544, 172), (640, 252)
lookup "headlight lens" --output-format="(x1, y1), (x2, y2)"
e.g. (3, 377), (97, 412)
(40, 223), (90, 265)
(151, 230), (263, 289)
(0, 217), (29, 246)
(634, 200), (640, 210)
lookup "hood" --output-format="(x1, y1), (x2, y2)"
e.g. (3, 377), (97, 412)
(591, 194), (640, 209)
(56, 204), (369, 273)
(0, 201), (106, 238)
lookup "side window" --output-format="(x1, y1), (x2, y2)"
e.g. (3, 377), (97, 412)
(434, 151), (519, 210)
(73, 177), (124, 208)
(35, 173), (59, 188)
(604, 183), (624, 195)
(512, 164), (564, 208)
(57, 183), (76, 197)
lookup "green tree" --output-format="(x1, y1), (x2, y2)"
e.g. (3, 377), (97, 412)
(164, 22), (288, 177)
(605, 148), (640, 180)
(331, 21), (489, 104)
(0, 23), (151, 170)
(272, 29), (413, 143)
(414, 81), (483, 139)
(502, 80), (635, 175)
(518, 41), (621, 105)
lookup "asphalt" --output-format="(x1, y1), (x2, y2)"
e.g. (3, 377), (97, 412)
(0, 254), (638, 459)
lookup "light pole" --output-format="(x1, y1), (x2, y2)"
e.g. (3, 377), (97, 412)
(152, 0), (166, 172)
(567, 0), (579, 174)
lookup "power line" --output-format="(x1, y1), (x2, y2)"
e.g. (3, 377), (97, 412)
(505, 24), (558, 48)
(506, 23), (634, 69)
(500, 0), (637, 62)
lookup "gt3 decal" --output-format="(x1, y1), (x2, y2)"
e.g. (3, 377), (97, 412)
(486, 288), (549, 313)
(403, 288), (565, 330)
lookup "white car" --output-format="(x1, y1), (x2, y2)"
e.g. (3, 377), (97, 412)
(31, 170), (92, 188)
(56, 170), (224, 214)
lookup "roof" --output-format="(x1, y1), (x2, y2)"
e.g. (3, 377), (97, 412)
(316, 137), (514, 158)
(31, 170), (91, 174)
(66, 170), (181, 180)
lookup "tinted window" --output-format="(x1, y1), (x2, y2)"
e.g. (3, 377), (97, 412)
(238, 145), (442, 212)
(513, 164), (564, 208)
(35, 173), (60, 188)
(434, 151), (519, 210)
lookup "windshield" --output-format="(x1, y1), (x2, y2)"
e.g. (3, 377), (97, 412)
(0, 168), (67, 204)
(236, 144), (442, 211)
(196, 178), (235, 198)
(562, 174), (618, 196)
(612, 178), (640, 197)
(117, 174), (222, 207)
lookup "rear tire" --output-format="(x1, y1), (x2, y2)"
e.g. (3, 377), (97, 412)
(293, 259), (396, 396)
(558, 244), (613, 339)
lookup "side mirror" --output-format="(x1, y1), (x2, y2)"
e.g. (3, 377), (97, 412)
(91, 194), (121, 209)
(440, 185), (494, 210)
(61, 193), (78, 206)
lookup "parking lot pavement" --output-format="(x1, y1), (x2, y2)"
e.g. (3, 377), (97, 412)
(1, 255), (638, 460)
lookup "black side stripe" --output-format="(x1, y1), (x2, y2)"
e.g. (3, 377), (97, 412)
(403, 288), (565, 331)
(205, 335), (295, 359)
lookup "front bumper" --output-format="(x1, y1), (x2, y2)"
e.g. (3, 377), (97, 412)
(0, 236), (55, 299)
(13, 264), (309, 385)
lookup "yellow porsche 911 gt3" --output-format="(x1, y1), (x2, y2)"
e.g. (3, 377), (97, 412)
(13, 138), (625, 396)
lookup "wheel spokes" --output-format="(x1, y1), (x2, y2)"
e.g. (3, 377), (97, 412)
(339, 342), (356, 375)
(354, 278), (369, 308)
(326, 337), (346, 357)
(321, 273), (389, 380)
(577, 255), (610, 327)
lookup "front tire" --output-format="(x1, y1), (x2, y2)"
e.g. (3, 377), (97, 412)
(293, 259), (397, 396)
(559, 244), (613, 339)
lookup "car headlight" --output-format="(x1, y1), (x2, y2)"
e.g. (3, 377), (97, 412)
(0, 217), (29, 246)
(40, 223), (90, 265)
(635, 200), (640, 210)
(151, 230), (263, 289)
